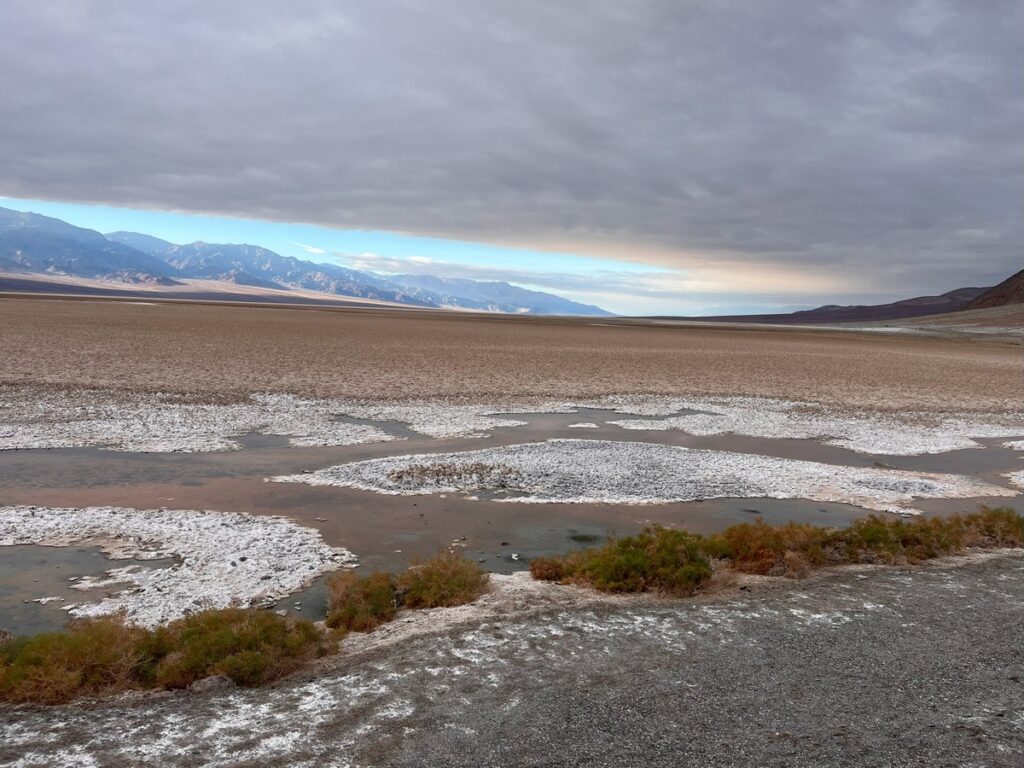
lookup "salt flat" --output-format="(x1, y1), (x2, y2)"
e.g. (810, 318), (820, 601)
(1, 297), (1020, 409)
(0, 505), (354, 626)
(273, 438), (1015, 514)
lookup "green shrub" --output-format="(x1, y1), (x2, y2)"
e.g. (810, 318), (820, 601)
(533, 508), (1024, 588)
(141, 608), (327, 689)
(0, 608), (328, 704)
(397, 551), (489, 608)
(531, 526), (713, 595)
(326, 571), (398, 632)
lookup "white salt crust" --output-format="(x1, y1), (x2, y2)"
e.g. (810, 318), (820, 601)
(1, 388), (1021, 456)
(0, 390), (396, 452)
(567, 422), (601, 429)
(595, 395), (1024, 456)
(332, 401), (541, 438)
(1005, 440), (1024, 451)
(273, 439), (1016, 515)
(330, 394), (1024, 455)
(1008, 471), (1024, 490)
(0, 506), (355, 627)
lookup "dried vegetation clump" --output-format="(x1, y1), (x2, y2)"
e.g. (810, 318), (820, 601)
(326, 551), (489, 630)
(386, 462), (523, 490)
(0, 609), (329, 705)
(531, 527), (713, 596)
(531, 507), (1024, 589)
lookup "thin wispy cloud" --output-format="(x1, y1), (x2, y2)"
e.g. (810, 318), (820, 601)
(294, 242), (326, 255)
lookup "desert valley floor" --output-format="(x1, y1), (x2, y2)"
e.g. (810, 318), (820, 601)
(1, 296), (1022, 766)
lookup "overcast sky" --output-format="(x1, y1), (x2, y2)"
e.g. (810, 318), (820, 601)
(2, 1), (1021, 314)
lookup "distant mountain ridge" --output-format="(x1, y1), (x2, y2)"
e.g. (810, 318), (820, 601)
(0, 207), (612, 315)
(964, 269), (1024, 310)
(386, 273), (610, 315)
(0, 209), (180, 285)
(649, 275), (1021, 325)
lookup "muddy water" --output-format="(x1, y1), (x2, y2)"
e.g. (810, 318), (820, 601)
(0, 545), (173, 635)
(1, 408), (1021, 632)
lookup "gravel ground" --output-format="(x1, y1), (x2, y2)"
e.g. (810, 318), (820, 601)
(1, 298), (1020, 410)
(3, 554), (1023, 768)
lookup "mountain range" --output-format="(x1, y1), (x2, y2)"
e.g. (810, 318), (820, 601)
(0, 206), (612, 316)
(652, 273), (1022, 324)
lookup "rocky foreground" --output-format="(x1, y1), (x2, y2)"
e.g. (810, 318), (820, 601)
(3, 553), (1022, 767)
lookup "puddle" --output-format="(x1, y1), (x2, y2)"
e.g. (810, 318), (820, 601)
(1, 408), (1020, 632)
(0, 545), (174, 636)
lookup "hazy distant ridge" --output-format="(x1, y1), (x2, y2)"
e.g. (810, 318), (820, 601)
(0, 206), (611, 315)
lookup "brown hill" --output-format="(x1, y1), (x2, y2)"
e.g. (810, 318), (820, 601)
(964, 269), (1024, 310)
(652, 286), (987, 325)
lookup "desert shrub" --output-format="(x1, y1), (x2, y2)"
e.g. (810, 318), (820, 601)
(0, 616), (147, 704)
(707, 520), (831, 575)
(139, 608), (327, 689)
(961, 506), (1024, 547)
(532, 526), (713, 595)
(325, 571), (398, 632)
(532, 508), (1024, 590)
(397, 551), (490, 608)
(712, 508), (1024, 572)
(529, 556), (571, 582)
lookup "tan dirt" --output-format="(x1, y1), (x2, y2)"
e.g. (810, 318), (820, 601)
(0, 296), (1021, 410)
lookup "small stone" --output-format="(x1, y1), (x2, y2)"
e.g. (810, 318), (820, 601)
(189, 675), (236, 693)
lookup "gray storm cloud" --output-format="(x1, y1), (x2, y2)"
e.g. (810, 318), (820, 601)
(1, 0), (1021, 295)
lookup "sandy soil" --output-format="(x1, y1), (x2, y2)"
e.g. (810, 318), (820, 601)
(1, 297), (1021, 410)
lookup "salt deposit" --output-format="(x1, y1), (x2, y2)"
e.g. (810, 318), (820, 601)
(0, 389), (395, 452)
(273, 439), (1016, 515)
(0, 505), (355, 626)
(600, 395), (1024, 455)
(1, 386), (1020, 456)
(335, 401), (549, 438)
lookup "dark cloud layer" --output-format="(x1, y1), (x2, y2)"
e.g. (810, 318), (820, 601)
(2, 0), (1021, 297)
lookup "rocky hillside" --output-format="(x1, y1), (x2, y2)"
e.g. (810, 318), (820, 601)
(964, 269), (1024, 310)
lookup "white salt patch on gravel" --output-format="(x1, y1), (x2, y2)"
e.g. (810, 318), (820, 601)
(602, 396), (1024, 456)
(3, 387), (1020, 456)
(344, 394), (1023, 455)
(1004, 440), (1024, 451)
(273, 439), (1015, 515)
(0, 505), (355, 627)
(567, 422), (600, 429)
(0, 389), (395, 452)
(335, 401), (555, 438)
(1007, 471), (1024, 490)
